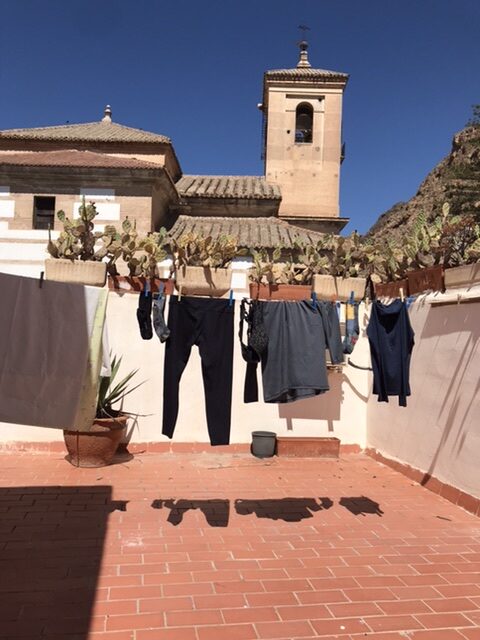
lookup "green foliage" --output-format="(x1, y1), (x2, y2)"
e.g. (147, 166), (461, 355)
(171, 233), (247, 269)
(47, 197), (105, 262)
(249, 247), (282, 284)
(366, 202), (480, 283)
(466, 104), (480, 128)
(96, 354), (145, 419)
(47, 198), (169, 278)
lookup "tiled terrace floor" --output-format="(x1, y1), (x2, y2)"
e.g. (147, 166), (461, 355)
(1, 451), (479, 640)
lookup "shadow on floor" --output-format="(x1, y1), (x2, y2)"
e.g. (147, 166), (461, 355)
(0, 485), (125, 639)
(151, 499), (230, 527)
(151, 497), (335, 526)
(234, 497), (333, 522)
(339, 496), (384, 516)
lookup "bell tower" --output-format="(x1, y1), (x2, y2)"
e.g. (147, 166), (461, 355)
(260, 42), (349, 232)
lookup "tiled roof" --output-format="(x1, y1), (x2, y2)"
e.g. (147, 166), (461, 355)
(167, 215), (325, 249)
(265, 67), (348, 81)
(0, 150), (162, 170)
(0, 121), (171, 144)
(176, 175), (281, 200)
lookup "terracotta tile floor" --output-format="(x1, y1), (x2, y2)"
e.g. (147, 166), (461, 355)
(1, 450), (479, 639)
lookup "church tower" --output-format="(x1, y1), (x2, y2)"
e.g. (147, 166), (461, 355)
(260, 42), (349, 232)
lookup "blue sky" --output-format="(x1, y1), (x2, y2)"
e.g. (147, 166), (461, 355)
(1, 0), (479, 232)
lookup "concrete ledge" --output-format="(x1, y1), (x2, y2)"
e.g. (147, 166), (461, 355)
(366, 447), (480, 518)
(0, 441), (362, 455)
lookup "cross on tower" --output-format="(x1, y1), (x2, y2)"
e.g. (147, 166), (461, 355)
(298, 24), (311, 39)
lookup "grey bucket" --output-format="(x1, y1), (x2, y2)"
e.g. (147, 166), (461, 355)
(251, 431), (277, 458)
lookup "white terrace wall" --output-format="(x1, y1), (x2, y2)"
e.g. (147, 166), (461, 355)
(0, 252), (370, 449)
(366, 295), (480, 500)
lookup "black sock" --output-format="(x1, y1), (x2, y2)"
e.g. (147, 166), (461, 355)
(137, 291), (153, 340)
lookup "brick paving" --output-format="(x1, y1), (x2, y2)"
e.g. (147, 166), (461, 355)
(0, 450), (479, 639)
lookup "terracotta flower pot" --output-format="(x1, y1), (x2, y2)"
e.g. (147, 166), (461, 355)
(374, 279), (409, 299)
(175, 266), (232, 297)
(249, 283), (311, 301)
(107, 275), (174, 295)
(406, 265), (444, 295)
(45, 258), (107, 287)
(63, 416), (127, 468)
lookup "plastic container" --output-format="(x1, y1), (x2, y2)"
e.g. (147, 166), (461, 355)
(251, 431), (277, 458)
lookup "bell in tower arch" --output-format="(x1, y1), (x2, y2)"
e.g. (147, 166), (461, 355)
(295, 103), (313, 143)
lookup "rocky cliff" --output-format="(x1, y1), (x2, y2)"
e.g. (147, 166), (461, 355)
(366, 126), (480, 239)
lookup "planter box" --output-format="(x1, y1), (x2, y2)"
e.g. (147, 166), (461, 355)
(175, 266), (231, 297)
(276, 436), (340, 458)
(312, 275), (366, 302)
(108, 275), (174, 295)
(374, 279), (409, 299)
(444, 264), (480, 289)
(45, 258), (107, 287)
(249, 283), (311, 301)
(311, 275), (337, 299)
(406, 265), (444, 295)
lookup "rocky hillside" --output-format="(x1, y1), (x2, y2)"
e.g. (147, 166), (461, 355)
(366, 125), (480, 240)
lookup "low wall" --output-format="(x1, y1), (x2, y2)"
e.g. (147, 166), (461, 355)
(366, 295), (480, 500)
(0, 271), (370, 449)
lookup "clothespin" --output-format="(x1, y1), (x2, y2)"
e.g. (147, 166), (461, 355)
(349, 290), (355, 305)
(178, 284), (182, 301)
(39, 271), (44, 289)
(457, 292), (462, 305)
(144, 279), (150, 297)
(229, 289), (234, 307)
(311, 291), (317, 309)
(399, 287), (405, 303)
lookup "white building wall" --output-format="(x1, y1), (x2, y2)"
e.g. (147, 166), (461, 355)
(0, 243), (369, 448)
(366, 294), (480, 500)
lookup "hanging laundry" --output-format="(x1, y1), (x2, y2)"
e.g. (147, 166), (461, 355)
(259, 300), (343, 404)
(367, 299), (415, 407)
(239, 299), (268, 403)
(343, 301), (359, 354)
(162, 295), (234, 446)
(136, 289), (153, 340)
(153, 293), (170, 343)
(0, 272), (108, 430)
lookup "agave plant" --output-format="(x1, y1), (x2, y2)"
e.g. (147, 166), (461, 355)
(96, 354), (145, 419)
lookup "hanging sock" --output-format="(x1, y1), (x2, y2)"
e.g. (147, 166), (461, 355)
(136, 290), (153, 340)
(343, 301), (359, 354)
(153, 293), (170, 343)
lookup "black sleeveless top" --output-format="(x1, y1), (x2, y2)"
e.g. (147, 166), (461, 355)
(367, 300), (415, 407)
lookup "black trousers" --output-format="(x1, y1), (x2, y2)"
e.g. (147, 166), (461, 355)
(162, 296), (235, 445)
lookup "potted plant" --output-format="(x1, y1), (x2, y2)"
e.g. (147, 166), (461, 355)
(106, 223), (174, 294)
(46, 197), (108, 286)
(249, 243), (327, 301)
(363, 237), (410, 298)
(63, 354), (144, 468)
(312, 232), (367, 301)
(171, 232), (245, 297)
